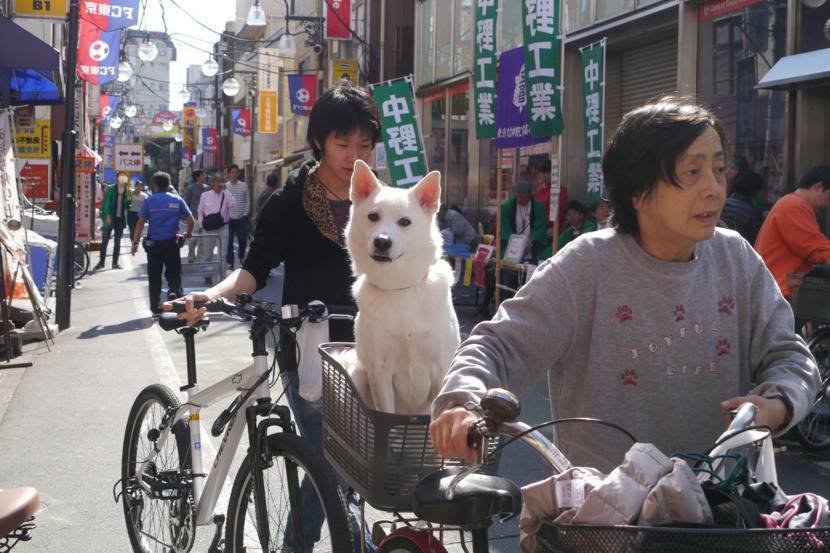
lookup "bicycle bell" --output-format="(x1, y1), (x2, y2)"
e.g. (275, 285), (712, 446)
(480, 388), (521, 423)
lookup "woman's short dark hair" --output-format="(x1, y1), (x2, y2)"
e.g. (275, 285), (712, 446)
(603, 96), (728, 234)
(307, 81), (381, 160)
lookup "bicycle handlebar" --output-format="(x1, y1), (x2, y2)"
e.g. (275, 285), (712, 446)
(167, 295), (355, 327)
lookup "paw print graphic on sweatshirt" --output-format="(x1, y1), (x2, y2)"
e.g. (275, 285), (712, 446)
(674, 305), (685, 322)
(621, 368), (639, 386)
(718, 296), (735, 316)
(616, 305), (634, 324)
(716, 338), (731, 357)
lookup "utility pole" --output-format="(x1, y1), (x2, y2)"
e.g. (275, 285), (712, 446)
(56, 0), (80, 331)
(249, 72), (256, 184)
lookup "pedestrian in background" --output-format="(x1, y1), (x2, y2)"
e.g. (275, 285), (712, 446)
(225, 164), (250, 269)
(721, 168), (764, 244)
(183, 169), (208, 262)
(254, 171), (280, 226)
(127, 180), (147, 243)
(95, 172), (131, 270)
(558, 200), (598, 249)
(197, 172), (236, 283)
(130, 171), (194, 315)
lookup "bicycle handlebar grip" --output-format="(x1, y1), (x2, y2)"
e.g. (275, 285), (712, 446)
(169, 298), (229, 314)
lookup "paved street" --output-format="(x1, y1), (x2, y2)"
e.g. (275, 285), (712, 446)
(0, 237), (829, 552)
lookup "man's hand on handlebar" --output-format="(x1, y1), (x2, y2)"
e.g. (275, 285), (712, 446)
(430, 406), (480, 463)
(163, 292), (211, 326)
(721, 394), (788, 432)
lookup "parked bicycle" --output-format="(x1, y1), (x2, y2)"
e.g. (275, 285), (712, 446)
(115, 296), (354, 553)
(0, 486), (39, 552)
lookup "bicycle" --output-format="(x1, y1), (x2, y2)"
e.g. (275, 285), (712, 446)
(795, 327), (830, 450)
(73, 240), (89, 281)
(115, 296), (354, 553)
(0, 486), (39, 552)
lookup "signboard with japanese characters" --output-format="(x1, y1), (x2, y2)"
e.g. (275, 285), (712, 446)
(259, 91), (278, 134)
(75, 154), (95, 173)
(521, 0), (564, 138)
(330, 58), (359, 86)
(81, 0), (139, 29)
(13, 107), (35, 132)
(580, 39), (605, 205)
(472, 0), (498, 139)
(370, 77), (428, 188)
(494, 47), (546, 149)
(182, 104), (197, 157)
(77, 17), (121, 84)
(113, 143), (143, 172)
(15, 119), (51, 159)
(16, 160), (50, 200)
(75, 172), (92, 242)
(11, 0), (68, 20)
(257, 47), (280, 92)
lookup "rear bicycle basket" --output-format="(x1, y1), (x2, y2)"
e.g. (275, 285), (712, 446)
(536, 522), (830, 553)
(320, 342), (499, 512)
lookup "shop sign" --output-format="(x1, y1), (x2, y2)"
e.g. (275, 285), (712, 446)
(150, 111), (179, 137)
(698, 0), (763, 20)
(11, 0), (68, 20)
(330, 58), (359, 85)
(15, 119), (51, 159)
(14, 107), (35, 132)
(257, 48), (280, 92)
(17, 160), (50, 200)
(370, 76), (427, 188)
(494, 47), (546, 149)
(325, 0), (350, 40)
(113, 143), (143, 172)
(75, 172), (92, 242)
(580, 39), (605, 206)
(258, 90), (278, 134)
(182, 104), (197, 154)
(472, 0), (498, 140)
(75, 154), (95, 173)
(520, 0), (564, 138)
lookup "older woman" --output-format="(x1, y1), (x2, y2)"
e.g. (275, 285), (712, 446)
(430, 97), (820, 464)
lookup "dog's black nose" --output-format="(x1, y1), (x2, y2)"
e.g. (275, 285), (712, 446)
(373, 234), (392, 252)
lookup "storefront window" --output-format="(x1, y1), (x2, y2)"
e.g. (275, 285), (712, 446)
(417, 0), (434, 86)
(566, 0), (592, 30)
(698, 0), (789, 206)
(596, 0), (634, 21)
(435, 0), (453, 80)
(423, 92), (446, 180)
(454, 0), (473, 75)
(447, 84), (469, 211)
(499, 1), (523, 51)
(801, 2), (830, 53)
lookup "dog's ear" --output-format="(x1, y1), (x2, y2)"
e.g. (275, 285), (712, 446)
(411, 171), (441, 214)
(350, 159), (380, 203)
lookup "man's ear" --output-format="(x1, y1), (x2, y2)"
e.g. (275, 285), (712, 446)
(350, 159), (381, 203)
(410, 171), (442, 214)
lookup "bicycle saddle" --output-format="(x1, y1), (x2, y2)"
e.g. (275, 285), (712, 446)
(412, 467), (521, 527)
(158, 312), (209, 332)
(0, 487), (39, 537)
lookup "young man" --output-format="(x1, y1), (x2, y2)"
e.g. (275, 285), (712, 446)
(558, 200), (598, 248)
(755, 166), (830, 298)
(96, 172), (131, 270)
(183, 169), (208, 263)
(131, 172), (194, 315)
(224, 164), (251, 269)
(172, 81), (382, 552)
(253, 171), (280, 226)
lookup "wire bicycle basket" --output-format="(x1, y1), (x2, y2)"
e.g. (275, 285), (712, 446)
(320, 342), (499, 511)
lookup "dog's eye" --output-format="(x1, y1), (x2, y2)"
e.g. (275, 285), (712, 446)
(397, 217), (411, 227)
(368, 212), (380, 222)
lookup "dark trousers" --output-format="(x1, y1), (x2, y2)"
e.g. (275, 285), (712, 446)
(146, 239), (182, 313)
(226, 217), (248, 266)
(127, 211), (140, 242)
(99, 219), (124, 266)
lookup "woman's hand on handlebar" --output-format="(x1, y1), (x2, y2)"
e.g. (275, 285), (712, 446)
(720, 394), (788, 432)
(430, 406), (480, 463)
(163, 292), (211, 326)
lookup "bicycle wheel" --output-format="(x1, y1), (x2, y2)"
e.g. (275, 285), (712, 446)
(378, 536), (429, 553)
(73, 241), (89, 281)
(225, 432), (352, 553)
(796, 329), (830, 451)
(121, 384), (195, 553)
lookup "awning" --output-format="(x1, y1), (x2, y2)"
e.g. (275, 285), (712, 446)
(256, 152), (307, 171)
(0, 15), (63, 106)
(757, 48), (830, 90)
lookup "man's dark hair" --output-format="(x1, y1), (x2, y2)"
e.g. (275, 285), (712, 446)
(797, 166), (830, 191)
(192, 169), (204, 181)
(266, 171), (280, 188)
(227, 164), (239, 172)
(307, 81), (381, 161)
(538, 159), (551, 174)
(731, 170), (763, 197)
(152, 171), (171, 191)
(730, 154), (750, 175)
(603, 96), (728, 234)
(564, 200), (588, 216)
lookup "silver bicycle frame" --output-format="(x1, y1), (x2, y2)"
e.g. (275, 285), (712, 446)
(136, 352), (272, 526)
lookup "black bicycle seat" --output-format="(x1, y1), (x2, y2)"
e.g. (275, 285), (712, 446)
(412, 467), (522, 527)
(158, 312), (209, 332)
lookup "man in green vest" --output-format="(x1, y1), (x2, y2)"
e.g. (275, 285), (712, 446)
(95, 172), (131, 270)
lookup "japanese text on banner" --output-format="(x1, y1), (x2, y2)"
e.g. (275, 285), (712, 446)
(472, 0), (498, 139)
(580, 39), (605, 205)
(521, 0), (564, 138)
(370, 77), (428, 188)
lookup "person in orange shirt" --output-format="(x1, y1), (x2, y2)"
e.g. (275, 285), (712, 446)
(755, 166), (830, 298)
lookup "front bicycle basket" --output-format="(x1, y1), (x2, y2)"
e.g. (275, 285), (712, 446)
(320, 342), (499, 512)
(536, 522), (830, 553)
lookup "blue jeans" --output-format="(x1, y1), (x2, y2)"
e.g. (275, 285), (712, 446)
(281, 372), (373, 553)
(226, 217), (248, 266)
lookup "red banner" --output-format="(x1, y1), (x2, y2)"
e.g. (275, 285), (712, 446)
(202, 128), (218, 152)
(698, 0), (763, 20)
(18, 162), (49, 200)
(325, 0), (350, 40)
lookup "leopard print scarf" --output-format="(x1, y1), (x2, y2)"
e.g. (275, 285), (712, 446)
(302, 165), (347, 246)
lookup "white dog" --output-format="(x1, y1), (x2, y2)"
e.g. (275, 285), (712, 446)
(343, 159), (460, 415)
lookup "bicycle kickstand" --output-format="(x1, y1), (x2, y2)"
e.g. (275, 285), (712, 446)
(208, 514), (225, 553)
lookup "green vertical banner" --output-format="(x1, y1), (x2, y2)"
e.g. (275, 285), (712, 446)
(580, 39), (605, 205)
(521, 0), (564, 138)
(472, 0), (498, 139)
(370, 76), (428, 188)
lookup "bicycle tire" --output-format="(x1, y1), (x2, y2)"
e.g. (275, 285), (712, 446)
(73, 241), (89, 281)
(796, 329), (830, 451)
(121, 384), (194, 553)
(225, 432), (353, 553)
(378, 536), (430, 553)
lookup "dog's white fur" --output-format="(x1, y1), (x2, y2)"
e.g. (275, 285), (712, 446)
(343, 160), (460, 415)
